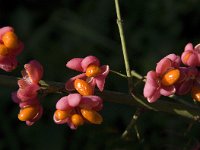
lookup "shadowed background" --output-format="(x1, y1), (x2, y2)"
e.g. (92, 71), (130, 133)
(0, 0), (200, 149)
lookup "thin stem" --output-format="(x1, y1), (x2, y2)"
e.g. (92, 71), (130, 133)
(114, 0), (154, 109)
(134, 125), (143, 142)
(114, 1), (154, 137)
(121, 108), (142, 139)
(115, 0), (131, 78)
(170, 95), (199, 109)
(184, 121), (194, 137)
(110, 70), (127, 78)
(131, 70), (143, 80)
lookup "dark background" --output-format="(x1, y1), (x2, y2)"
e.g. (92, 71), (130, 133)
(0, 0), (200, 149)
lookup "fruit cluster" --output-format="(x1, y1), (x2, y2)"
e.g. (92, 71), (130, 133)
(143, 43), (200, 103)
(0, 27), (23, 72)
(0, 26), (110, 129)
(54, 56), (109, 129)
(11, 55), (109, 129)
(12, 60), (44, 126)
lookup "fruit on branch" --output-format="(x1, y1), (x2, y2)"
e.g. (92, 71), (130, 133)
(181, 43), (200, 67)
(66, 55), (109, 92)
(174, 67), (198, 95)
(0, 26), (24, 72)
(12, 60), (44, 126)
(23, 60), (44, 84)
(54, 94), (103, 129)
(144, 43), (200, 103)
(143, 54), (180, 103)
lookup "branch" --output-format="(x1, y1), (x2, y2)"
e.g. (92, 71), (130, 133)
(114, 0), (154, 111)
(0, 74), (200, 121)
(115, 0), (131, 78)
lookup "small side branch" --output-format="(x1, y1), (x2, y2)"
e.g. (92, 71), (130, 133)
(121, 108), (142, 139)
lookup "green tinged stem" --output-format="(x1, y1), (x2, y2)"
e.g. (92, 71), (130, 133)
(115, 0), (131, 78)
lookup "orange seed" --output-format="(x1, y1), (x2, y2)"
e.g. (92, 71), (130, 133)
(74, 79), (94, 96)
(71, 114), (84, 126)
(191, 86), (200, 102)
(55, 109), (71, 120)
(18, 106), (39, 121)
(0, 44), (9, 56)
(183, 52), (192, 64)
(2, 31), (18, 50)
(81, 109), (103, 124)
(161, 69), (180, 86)
(86, 65), (101, 77)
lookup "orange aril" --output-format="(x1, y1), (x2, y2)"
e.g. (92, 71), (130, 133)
(2, 31), (18, 49)
(54, 109), (71, 120)
(71, 114), (84, 126)
(81, 109), (103, 124)
(86, 65), (101, 77)
(191, 86), (200, 102)
(74, 79), (94, 96)
(0, 44), (9, 56)
(161, 69), (180, 86)
(18, 106), (39, 121)
(183, 52), (192, 64)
